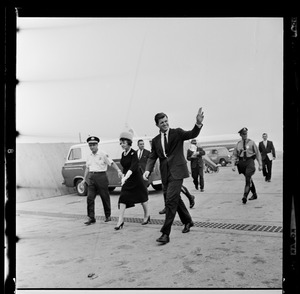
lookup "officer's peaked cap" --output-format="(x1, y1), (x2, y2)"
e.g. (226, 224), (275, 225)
(87, 136), (100, 143)
(238, 127), (248, 135)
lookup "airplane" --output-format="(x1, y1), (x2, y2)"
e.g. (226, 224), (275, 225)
(193, 134), (240, 151)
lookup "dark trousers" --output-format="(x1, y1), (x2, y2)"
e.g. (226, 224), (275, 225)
(161, 174), (192, 236)
(262, 157), (273, 180)
(87, 172), (111, 219)
(191, 166), (204, 189)
(181, 185), (194, 203)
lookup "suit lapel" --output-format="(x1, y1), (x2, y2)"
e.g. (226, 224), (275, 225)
(156, 134), (165, 157)
(166, 129), (175, 150)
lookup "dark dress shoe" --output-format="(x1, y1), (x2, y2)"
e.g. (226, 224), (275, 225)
(84, 218), (96, 225)
(249, 194), (258, 200)
(159, 208), (166, 214)
(242, 196), (247, 204)
(182, 222), (194, 233)
(105, 217), (111, 222)
(114, 222), (124, 230)
(190, 196), (195, 208)
(156, 234), (170, 244)
(200, 189), (204, 192)
(141, 216), (151, 225)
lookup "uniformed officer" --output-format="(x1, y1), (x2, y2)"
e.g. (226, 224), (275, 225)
(81, 136), (123, 225)
(232, 128), (262, 204)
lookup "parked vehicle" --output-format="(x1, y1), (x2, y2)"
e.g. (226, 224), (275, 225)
(203, 146), (232, 166)
(61, 137), (162, 196)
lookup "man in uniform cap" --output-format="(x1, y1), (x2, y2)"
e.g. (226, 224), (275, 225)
(232, 128), (262, 204)
(82, 136), (123, 225)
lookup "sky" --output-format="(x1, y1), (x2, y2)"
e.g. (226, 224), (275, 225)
(16, 17), (283, 150)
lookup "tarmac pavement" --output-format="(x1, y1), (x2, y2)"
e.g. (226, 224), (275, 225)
(16, 158), (283, 290)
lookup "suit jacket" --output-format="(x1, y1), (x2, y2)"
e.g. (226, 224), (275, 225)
(258, 140), (276, 160)
(146, 124), (202, 185)
(138, 148), (150, 173)
(187, 147), (206, 169)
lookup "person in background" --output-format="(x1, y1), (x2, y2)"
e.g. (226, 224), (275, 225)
(137, 139), (151, 186)
(159, 185), (196, 215)
(231, 128), (262, 204)
(258, 133), (276, 182)
(81, 136), (123, 225)
(114, 131), (150, 230)
(187, 139), (206, 192)
(143, 108), (204, 244)
(181, 185), (196, 208)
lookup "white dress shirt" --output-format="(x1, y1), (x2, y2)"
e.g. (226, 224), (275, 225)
(160, 129), (170, 157)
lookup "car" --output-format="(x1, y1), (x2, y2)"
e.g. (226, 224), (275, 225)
(61, 137), (162, 196)
(203, 146), (232, 166)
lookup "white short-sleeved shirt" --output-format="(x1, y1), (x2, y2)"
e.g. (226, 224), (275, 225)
(86, 150), (113, 172)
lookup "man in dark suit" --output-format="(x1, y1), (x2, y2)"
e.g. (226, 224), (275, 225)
(137, 139), (151, 173)
(143, 108), (204, 244)
(258, 133), (276, 182)
(187, 139), (206, 191)
(137, 139), (151, 187)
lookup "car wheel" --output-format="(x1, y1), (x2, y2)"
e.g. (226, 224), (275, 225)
(108, 187), (116, 192)
(152, 183), (162, 191)
(76, 179), (87, 196)
(220, 159), (227, 166)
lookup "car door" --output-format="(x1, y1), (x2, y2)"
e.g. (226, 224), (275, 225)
(62, 146), (86, 187)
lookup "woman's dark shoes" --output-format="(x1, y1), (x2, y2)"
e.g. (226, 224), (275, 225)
(182, 222), (194, 233)
(242, 196), (247, 204)
(84, 218), (96, 225)
(114, 222), (124, 230)
(156, 234), (170, 244)
(141, 216), (151, 225)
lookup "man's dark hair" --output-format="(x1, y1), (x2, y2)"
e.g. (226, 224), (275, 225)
(137, 139), (144, 145)
(154, 112), (168, 124)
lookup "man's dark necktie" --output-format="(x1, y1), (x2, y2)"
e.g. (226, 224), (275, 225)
(164, 133), (168, 157)
(243, 140), (247, 160)
(139, 150), (142, 159)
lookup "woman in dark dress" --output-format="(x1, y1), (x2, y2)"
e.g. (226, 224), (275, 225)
(114, 131), (150, 230)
